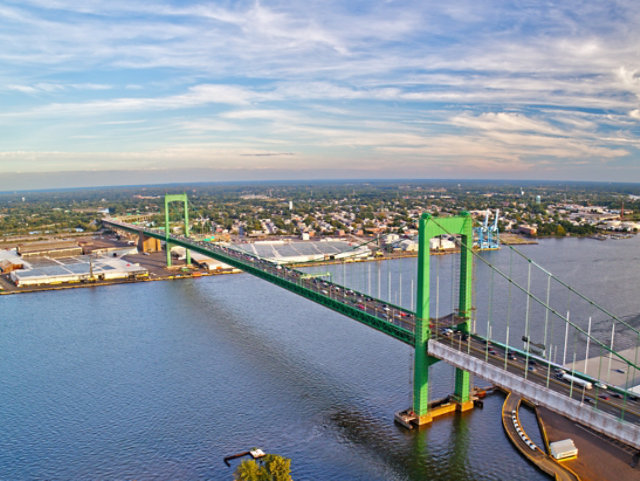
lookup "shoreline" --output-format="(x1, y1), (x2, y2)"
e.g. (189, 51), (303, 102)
(9, 232), (633, 296)
(0, 268), (243, 296)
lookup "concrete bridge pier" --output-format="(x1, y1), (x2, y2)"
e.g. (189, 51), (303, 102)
(137, 232), (161, 253)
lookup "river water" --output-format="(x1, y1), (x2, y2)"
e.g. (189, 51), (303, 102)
(1, 236), (639, 480)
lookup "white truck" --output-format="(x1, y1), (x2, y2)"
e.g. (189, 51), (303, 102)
(559, 373), (593, 390)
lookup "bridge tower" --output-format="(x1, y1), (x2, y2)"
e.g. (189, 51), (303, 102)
(414, 212), (474, 425)
(164, 193), (191, 267)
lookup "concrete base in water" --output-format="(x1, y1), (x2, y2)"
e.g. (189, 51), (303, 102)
(395, 398), (477, 429)
(456, 400), (475, 412)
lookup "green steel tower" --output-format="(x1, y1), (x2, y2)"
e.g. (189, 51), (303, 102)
(413, 212), (474, 425)
(164, 193), (191, 267)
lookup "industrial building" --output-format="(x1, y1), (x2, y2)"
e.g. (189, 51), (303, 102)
(3, 250), (147, 287)
(231, 239), (371, 264)
(397, 236), (457, 253)
(549, 439), (578, 461)
(169, 246), (237, 272)
(17, 239), (83, 258)
(0, 249), (25, 273)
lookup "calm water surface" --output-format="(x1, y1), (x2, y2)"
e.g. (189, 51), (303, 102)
(2, 236), (639, 480)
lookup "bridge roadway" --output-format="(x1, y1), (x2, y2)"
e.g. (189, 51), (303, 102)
(434, 333), (640, 426)
(431, 335), (640, 448)
(105, 219), (640, 445)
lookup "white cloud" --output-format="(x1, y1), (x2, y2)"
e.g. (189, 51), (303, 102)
(2, 84), (266, 119)
(452, 112), (562, 136)
(1, 1), (640, 183)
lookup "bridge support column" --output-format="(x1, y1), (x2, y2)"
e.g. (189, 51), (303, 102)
(454, 223), (473, 407)
(413, 215), (435, 425)
(454, 369), (473, 411)
(412, 212), (474, 425)
(138, 232), (161, 253)
(164, 193), (191, 268)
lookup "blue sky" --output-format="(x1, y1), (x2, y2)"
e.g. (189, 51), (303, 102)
(1, 0), (640, 189)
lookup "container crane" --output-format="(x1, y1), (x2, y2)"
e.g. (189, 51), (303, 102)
(474, 210), (500, 250)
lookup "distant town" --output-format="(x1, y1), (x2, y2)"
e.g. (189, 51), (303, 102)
(1, 179), (639, 292)
(1, 180), (639, 242)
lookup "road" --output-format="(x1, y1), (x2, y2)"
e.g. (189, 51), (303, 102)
(438, 331), (640, 425)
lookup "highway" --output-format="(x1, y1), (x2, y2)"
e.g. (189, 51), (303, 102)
(436, 331), (640, 425)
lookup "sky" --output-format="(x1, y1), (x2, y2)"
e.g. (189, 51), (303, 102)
(1, 0), (640, 190)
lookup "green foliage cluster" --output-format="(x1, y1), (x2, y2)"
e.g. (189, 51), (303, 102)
(536, 220), (597, 237)
(234, 454), (292, 481)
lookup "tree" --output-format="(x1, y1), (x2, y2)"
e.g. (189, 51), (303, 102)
(234, 454), (292, 481)
(262, 454), (292, 481)
(234, 459), (265, 481)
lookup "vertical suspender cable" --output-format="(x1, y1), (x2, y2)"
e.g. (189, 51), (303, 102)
(562, 311), (570, 367)
(608, 322), (616, 377)
(584, 317), (592, 376)
(411, 279), (414, 312)
(451, 250), (456, 318)
(596, 345), (603, 408)
(435, 254), (440, 332)
(505, 248), (513, 350)
(523, 260), (532, 350)
(543, 274), (551, 359)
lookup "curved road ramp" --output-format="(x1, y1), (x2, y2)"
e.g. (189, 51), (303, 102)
(502, 392), (580, 481)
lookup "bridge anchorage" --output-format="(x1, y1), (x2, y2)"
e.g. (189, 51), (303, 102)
(103, 194), (640, 450)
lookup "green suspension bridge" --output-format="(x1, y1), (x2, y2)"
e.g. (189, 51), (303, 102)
(103, 193), (640, 449)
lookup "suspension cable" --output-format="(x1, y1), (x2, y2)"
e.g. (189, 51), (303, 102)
(505, 244), (640, 336)
(428, 216), (640, 372)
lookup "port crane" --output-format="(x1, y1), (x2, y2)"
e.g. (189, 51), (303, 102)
(474, 209), (500, 249)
